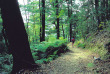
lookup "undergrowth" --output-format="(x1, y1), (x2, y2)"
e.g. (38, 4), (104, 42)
(0, 54), (12, 74)
(75, 38), (107, 59)
(31, 37), (69, 64)
(0, 37), (69, 73)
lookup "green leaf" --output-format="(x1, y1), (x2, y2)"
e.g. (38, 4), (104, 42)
(50, 0), (53, 3)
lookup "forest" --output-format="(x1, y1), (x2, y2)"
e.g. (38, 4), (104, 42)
(0, 0), (110, 74)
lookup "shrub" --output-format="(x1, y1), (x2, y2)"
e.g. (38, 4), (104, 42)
(0, 54), (12, 73)
(77, 43), (86, 48)
(31, 38), (69, 64)
(36, 44), (48, 52)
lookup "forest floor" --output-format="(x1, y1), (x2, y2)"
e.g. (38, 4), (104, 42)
(40, 43), (99, 74)
(23, 42), (110, 74)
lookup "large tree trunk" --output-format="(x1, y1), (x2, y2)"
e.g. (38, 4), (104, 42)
(41, 0), (45, 41)
(56, 0), (60, 39)
(1, 0), (38, 73)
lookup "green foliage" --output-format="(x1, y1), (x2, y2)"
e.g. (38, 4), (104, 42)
(74, 38), (84, 45)
(106, 21), (110, 31)
(102, 54), (110, 60)
(0, 54), (12, 73)
(77, 43), (86, 49)
(31, 38), (69, 64)
(35, 58), (47, 64)
(50, 0), (53, 3)
(0, 16), (3, 33)
(59, 37), (64, 40)
(34, 38), (68, 52)
(48, 36), (57, 42)
(91, 45), (107, 57)
(1, 0), (110, 73)
(87, 63), (94, 67)
(57, 10), (65, 18)
(36, 43), (48, 52)
(77, 34), (108, 58)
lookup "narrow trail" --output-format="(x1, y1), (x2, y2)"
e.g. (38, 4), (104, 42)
(39, 43), (99, 74)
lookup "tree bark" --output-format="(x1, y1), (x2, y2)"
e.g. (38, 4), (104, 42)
(105, 0), (109, 20)
(67, 0), (72, 42)
(41, 0), (45, 41)
(62, 25), (65, 39)
(95, 0), (101, 31)
(101, 0), (105, 22)
(56, 0), (60, 39)
(109, 0), (110, 20)
(1, 0), (38, 73)
(39, 0), (42, 42)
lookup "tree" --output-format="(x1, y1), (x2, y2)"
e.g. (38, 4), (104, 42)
(56, 0), (60, 39)
(109, 0), (110, 20)
(67, 0), (72, 41)
(62, 24), (65, 39)
(1, 0), (39, 73)
(101, 0), (106, 23)
(41, 0), (45, 41)
(105, 0), (109, 20)
(95, 0), (101, 31)
(39, 0), (42, 42)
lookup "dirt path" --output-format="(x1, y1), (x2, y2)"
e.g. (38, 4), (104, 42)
(38, 43), (99, 74)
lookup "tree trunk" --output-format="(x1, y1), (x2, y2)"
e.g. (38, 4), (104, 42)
(67, 0), (72, 42)
(70, 23), (72, 42)
(109, 0), (110, 20)
(1, 0), (38, 73)
(56, 0), (60, 39)
(41, 0), (45, 41)
(62, 25), (65, 39)
(95, 0), (101, 31)
(39, 0), (42, 42)
(101, 0), (105, 22)
(106, 0), (109, 20)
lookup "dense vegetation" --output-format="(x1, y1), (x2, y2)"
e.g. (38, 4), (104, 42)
(19, 0), (110, 58)
(18, 0), (110, 42)
(0, 0), (110, 73)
